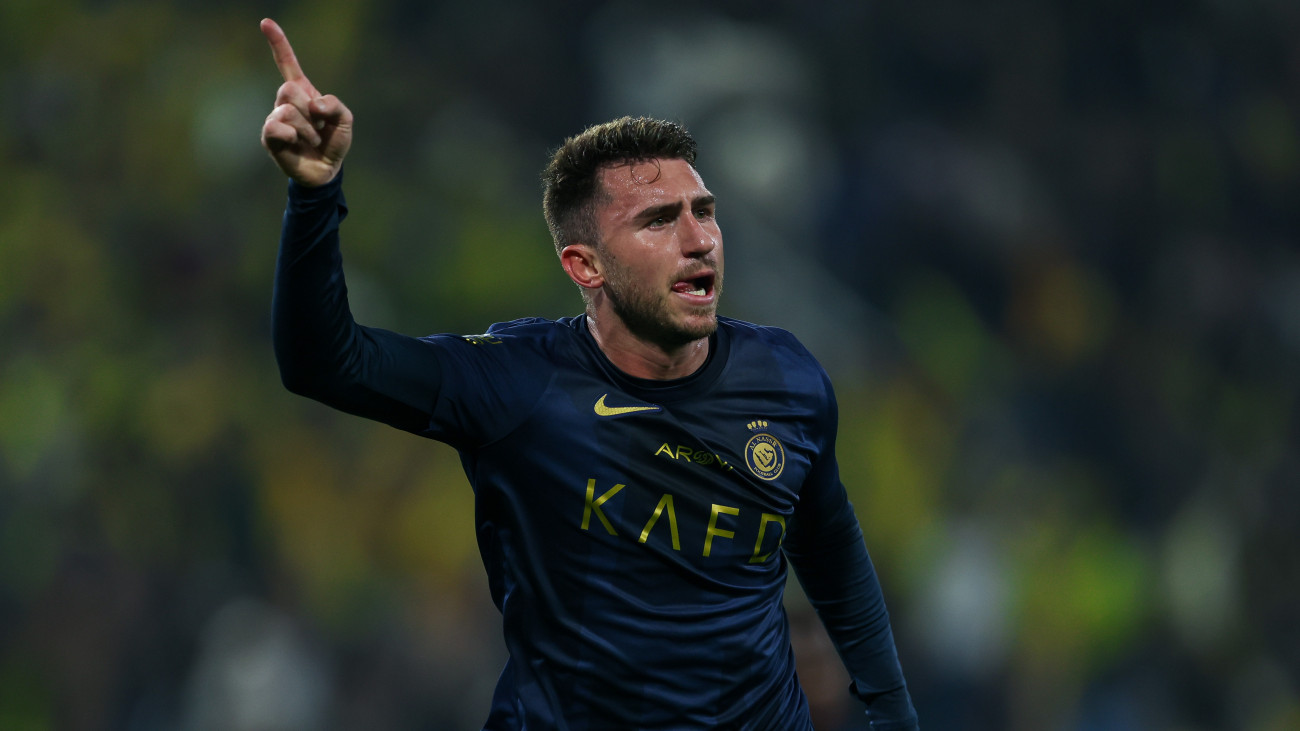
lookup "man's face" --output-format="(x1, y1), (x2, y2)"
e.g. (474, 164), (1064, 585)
(593, 158), (724, 349)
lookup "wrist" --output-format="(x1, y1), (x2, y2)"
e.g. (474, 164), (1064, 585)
(288, 168), (344, 205)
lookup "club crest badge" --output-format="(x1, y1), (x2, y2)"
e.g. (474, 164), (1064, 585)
(744, 421), (785, 481)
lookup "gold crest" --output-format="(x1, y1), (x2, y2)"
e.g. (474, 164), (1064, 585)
(744, 433), (785, 481)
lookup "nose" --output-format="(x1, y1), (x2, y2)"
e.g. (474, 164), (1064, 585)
(679, 212), (718, 258)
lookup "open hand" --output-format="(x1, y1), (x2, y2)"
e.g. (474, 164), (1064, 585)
(259, 18), (352, 186)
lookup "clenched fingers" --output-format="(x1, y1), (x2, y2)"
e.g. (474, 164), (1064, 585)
(263, 103), (321, 149)
(307, 94), (352, 128)
(275, 81), (317, 123)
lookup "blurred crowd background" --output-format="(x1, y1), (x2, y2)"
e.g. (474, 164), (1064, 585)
(3, 0), (1298, 729)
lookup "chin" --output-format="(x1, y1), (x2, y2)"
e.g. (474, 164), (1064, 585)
(606, 283), (719, 349)
(669, 312), (719, 344)
(629, 313), (716, 351)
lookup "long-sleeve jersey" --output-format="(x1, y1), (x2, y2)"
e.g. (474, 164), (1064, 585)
(272, 174), (919, 730)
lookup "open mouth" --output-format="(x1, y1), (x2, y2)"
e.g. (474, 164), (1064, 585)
(672, 273), (716, 299)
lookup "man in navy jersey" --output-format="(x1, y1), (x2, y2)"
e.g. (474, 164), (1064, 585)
(260, 17), (918, 731)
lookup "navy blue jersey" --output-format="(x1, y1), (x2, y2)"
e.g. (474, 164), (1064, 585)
(273, 175), (918, 730)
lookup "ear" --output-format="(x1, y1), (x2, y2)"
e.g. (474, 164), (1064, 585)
(560, 243), (604, 291)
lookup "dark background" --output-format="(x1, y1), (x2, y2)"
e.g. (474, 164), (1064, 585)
(2, 1), (1298, 729)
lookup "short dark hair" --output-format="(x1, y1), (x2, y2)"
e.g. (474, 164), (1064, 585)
(542, 116), (698, 254)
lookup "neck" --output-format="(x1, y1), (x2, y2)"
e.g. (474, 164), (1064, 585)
(586, 310), (710, 380)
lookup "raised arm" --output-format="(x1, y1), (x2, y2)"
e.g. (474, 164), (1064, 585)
(259, 18), (352, 187)
(261, 19), (443, 435)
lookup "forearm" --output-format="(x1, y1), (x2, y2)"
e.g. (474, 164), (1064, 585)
(788, 526), (917, 729)
(272, 174), (354, 391)
(271, 174), (440, 432)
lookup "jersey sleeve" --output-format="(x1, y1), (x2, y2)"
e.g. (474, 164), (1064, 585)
(271, 175), (549, 449)
(783, 371), (919, 730)
(415, 323), (557, 449)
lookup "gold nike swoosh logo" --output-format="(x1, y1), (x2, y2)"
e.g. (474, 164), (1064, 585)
(594, 394), (662, 417)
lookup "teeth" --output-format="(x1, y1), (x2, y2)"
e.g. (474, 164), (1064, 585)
(687, 288), (705, 296)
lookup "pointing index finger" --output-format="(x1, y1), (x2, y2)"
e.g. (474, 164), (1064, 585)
(260, 18), (309, 84)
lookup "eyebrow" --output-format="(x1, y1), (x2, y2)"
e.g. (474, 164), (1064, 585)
(633, 195), (716, 224)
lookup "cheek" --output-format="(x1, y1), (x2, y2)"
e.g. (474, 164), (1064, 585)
(705, 223), (723, 249)
(626, 238), (678, 271)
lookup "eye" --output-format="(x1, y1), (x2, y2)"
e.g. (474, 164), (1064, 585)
(647, 216), (668, 228)
(694, 206), (714, 221)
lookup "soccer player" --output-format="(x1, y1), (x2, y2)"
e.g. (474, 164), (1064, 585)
(260, 17), (919, 730)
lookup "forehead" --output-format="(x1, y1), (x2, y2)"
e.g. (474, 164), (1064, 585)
(596, 158), (710, 221)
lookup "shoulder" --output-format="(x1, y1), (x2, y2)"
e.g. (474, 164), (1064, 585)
(479, 316), (585, 342)
(484, 316), (570, 336)
(429, 316), (583, 348)
(719, 317), (834, 398)
(416, 317), (583, 371)
(719, 316), (791, 343)
(720, 317), (825, 372)
(717, 316), (837, 434)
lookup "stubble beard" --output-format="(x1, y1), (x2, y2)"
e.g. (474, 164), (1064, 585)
(601, 255), (722, 351)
